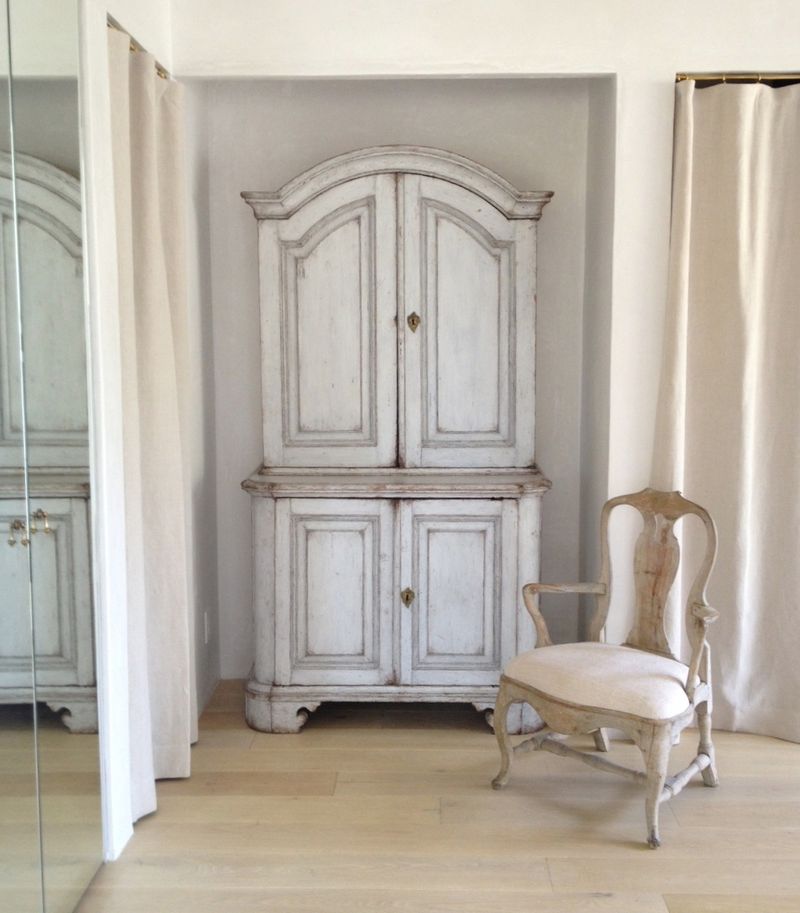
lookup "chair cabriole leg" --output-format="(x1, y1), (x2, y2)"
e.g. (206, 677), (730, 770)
(491, 682), (515, 789)
(641, 725), (671, 848)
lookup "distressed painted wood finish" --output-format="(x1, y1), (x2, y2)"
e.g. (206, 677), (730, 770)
(243, 467), (550, 499)
(245, 483), (548, 732)
(242, 147), (552, 732)
(493, 488), (720, 848)
(253, 174), (398, 468)
(0, 491), (96, 732)
(243, 147), (552, 470)
(274, 498), (394, 688)
(241, 145), (553, 222)
(399, 499), (517, 687)
(0, 153), (87, 469)
(402, 175), (537, 468)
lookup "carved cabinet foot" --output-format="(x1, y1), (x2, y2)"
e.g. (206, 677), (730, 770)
(245, 692), (321, 733)
(45, 700), (98, 734)
(479, 700), (542, 735)
(270, 701), (320, 733)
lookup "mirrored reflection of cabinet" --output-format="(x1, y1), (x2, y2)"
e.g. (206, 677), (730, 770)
(0, 491), (95, 731)
(0, 153), (95, 733)
(0, 153), (88, 469)
(243, 147), (551, 732)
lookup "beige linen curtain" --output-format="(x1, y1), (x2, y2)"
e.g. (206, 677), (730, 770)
(108, 28), (197, 819)
(654, 80), (800, 741)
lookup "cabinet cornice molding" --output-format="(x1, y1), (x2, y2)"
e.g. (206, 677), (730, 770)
(242, 146), (553, 220)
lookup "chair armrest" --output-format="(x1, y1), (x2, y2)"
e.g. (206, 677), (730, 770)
(522, 582), (607, 648)
(685, 602), (719, 700)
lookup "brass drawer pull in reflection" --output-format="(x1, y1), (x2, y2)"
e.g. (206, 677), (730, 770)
(407, 312), (421, 332)
(7, 518), (28, 547)
(400, 587), (415, 607)
(6, 512), (52, 547)
(32, 509), (52, 534)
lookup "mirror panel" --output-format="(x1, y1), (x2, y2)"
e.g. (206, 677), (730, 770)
(8, 0), (102, 909)
(0, 0), (42, 910)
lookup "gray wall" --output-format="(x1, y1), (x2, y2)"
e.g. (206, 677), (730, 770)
(6, 79), (80, 176)
(186, 76), (614, 678)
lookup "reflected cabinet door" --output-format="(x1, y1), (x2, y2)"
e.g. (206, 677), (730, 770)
(0, 498), (92, 689)
(398, 499), (518, 686)
(28, 498), (92, 688)
(0, 498), (34, 689)
(258, 175), (398, 467)
(275, 498), (395, 686)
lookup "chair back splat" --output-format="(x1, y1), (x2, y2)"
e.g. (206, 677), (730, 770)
(589, 488), (717, 659)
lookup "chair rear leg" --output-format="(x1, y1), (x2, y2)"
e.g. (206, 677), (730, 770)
(641, 725), (671, 848)
(697, 700), (719, 787)
(491, 682), (515, 789)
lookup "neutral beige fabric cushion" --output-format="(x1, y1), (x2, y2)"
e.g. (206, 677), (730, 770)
(504, 643), (691, 720)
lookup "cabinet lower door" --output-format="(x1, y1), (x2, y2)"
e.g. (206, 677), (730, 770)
(275, 498), (395, 686)
(399, 499), (517, 686)
(0, 497), (92, 688)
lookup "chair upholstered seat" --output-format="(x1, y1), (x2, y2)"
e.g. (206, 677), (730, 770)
(504, 642), (691, 720)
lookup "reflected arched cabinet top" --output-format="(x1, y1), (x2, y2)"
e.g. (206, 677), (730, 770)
(0, 151), (87, 470)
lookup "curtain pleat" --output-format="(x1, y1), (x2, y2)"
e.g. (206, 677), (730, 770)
(654, 81), (800, 741)
(108, 28), (196, 820)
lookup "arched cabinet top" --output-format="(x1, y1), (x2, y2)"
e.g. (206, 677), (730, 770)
(0, 150), (81, 208)
(0, 151), (82, 255)
(242, 146), (553, 220)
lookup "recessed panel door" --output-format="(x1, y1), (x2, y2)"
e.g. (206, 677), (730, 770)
(0, 497), (91, 688)
(401, 175), (537, 467)
(276, 498), (395, 685)
(398, 499), (517, 686)
(259, 175), (397, 467)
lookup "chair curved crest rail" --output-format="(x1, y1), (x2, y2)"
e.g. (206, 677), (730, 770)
(491, 488), (720, 848)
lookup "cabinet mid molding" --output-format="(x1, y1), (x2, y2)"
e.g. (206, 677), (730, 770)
(242, 146), (552, 732)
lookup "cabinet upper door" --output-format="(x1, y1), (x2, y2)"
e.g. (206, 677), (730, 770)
(0, 155), (87, 469)
(401, 175), (537, 468)
(257, 174), (398, 467)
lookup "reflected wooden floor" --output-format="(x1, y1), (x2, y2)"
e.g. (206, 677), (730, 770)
(0, 703), (102, 913)
(78, 680), (800, 913)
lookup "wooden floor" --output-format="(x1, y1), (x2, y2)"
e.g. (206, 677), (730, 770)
(0, 703), (102, 913)
(76, 680), (800, 913)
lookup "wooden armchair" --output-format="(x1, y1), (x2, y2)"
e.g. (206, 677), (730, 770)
(492, 488), (719, 848)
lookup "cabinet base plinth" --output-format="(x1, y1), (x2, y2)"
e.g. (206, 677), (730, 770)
(244, 681), (538, 734)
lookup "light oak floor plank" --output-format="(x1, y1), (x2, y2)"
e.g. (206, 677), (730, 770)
(75, 686), (800, 913)
(76, 887), (672, 913)
(665, 895), (800, 913)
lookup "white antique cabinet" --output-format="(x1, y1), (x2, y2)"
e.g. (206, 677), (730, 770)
(242, 147), (551, 732)
(0, 154), (96, 731)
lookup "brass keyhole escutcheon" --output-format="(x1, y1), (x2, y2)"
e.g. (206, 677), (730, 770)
(407, 312), (421, 333)
(400, 587), (415, 607)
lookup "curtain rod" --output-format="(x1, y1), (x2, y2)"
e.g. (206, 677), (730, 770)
(676, 72), (800, 84)
(107, 17), (171, 80)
